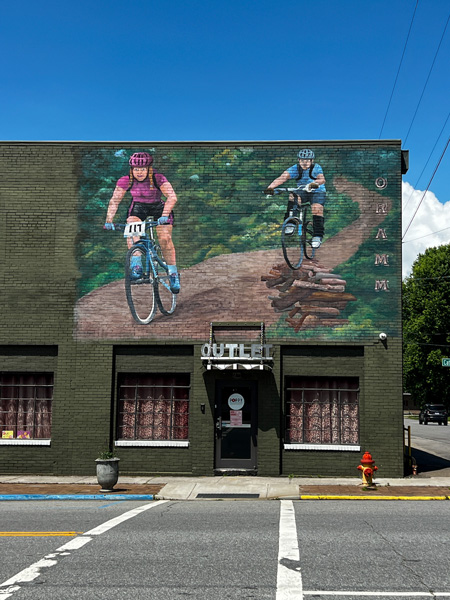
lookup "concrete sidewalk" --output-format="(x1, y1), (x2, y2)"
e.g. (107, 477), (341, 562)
(0, 475), (449, 500)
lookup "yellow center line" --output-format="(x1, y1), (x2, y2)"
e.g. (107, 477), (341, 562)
(0, 532), (83, 537)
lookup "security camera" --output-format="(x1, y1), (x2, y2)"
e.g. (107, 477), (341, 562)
(379, 333), (387, 341)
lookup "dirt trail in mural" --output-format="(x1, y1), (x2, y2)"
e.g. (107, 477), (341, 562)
(74, 178), (391, 340)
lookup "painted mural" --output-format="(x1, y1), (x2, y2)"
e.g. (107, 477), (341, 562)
(74, 144), (401, 341)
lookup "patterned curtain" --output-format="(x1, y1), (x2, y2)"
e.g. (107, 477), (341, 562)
(117, 374), (190, 441)
(0, 373), (53, 439)
(287, 377), (359, 444)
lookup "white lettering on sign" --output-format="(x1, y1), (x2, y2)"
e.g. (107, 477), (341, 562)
(375, 279), (390, 292)
(228, 394), (245, 410)
(375, 228), (387, 240)
(376, 203), (388, 214)
(374, 254), (389, 266)
(201, 343), (273, 359)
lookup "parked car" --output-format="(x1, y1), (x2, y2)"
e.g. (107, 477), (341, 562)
(419, 404), (448, 425)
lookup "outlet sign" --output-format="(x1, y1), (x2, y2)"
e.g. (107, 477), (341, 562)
(201, 343), (273, 359)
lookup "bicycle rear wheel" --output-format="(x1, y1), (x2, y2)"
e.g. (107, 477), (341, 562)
(153, 252), (176, 316)
(124, 244), (157, 325)
(302, 220), (315, 260)
(281, 217), (303, 270)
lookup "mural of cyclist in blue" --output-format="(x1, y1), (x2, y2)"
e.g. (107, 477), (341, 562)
(265, 149), (326, 248)
(104, 152), (180, 293)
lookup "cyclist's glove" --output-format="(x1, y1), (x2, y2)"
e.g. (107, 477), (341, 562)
(264, 187), (274, 195)
(305, 182), (319, 193)
(157, 216), (170, 225)
(103, 223), (115, 231)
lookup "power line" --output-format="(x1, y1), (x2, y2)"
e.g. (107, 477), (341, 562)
(403, 225), (450, 244)
(404, 11), (450, 145)
(402, 135), (450, 240)
(403, 110), (450, 212)
(379, 0), (419, 138)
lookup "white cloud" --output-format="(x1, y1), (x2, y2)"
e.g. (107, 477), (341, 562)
(402, 181), (450, 278)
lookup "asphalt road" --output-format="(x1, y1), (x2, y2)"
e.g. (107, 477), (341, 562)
(405, 416), (450, 476)
(1, 499), (450, 599)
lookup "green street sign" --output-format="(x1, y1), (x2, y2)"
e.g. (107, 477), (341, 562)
(442, 358), (450, 367)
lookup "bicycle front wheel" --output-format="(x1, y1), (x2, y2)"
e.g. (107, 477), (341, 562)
(124, 244), (157, 325)
(153, 253), (176, 316)
(281, 217), (303, 270)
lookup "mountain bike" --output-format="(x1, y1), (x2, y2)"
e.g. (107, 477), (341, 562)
(265, 185), (316, 270)
(116, 219), (177, 325)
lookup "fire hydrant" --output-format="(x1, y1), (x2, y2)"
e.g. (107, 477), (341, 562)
(357, 451), (378, 487)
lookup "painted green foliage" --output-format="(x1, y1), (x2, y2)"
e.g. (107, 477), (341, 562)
(403, 245), (450, 407)
(77, 144), (401, 338)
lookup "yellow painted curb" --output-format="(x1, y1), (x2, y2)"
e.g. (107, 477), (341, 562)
(300, 495), (448, 501)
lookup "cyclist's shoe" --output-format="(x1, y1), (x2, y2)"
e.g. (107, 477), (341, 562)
(130, 265), (143, 280)
(284, 223), (296, 236)
(311, 236), (322, 249)
(169, 272), (180, 294)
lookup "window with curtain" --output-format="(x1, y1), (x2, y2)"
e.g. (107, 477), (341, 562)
(285, 377), (359, 445)
(0, 373), (53, 439)
(117, 374), (190, 441)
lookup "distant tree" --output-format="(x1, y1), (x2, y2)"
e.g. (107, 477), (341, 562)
(403, 244), (450, 408)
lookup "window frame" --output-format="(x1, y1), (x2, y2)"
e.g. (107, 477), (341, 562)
(284, 376), (360, 451)
(0, 372), (53, 445)
(115, 373), (191, 447)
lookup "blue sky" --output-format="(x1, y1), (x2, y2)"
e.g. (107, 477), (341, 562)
(1, 0), (449, 274)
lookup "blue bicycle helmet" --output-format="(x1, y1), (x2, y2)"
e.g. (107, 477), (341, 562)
(298, 149), (315, 160)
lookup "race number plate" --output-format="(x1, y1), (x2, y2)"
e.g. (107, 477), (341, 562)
(123, 222), (145, 238)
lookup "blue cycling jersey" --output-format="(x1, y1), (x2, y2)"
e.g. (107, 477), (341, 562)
(286, 163), (326, 192)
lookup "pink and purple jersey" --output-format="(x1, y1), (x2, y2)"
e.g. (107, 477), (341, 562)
(117, 173), (168, 204)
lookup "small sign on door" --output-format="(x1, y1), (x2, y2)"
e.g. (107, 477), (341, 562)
(228, 393), (245, 410)
(230, 410), (243, 426)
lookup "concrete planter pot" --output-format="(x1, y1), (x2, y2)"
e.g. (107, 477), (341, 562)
(95, 457), (120, 492)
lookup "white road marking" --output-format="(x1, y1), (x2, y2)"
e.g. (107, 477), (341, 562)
(0, 585), (21, 598)
(83, 500), (167, 536)
(0, 500), (167, 598)
(277, 499), (303, 599)
(303, 593), (450, 597)
(56, 536), (92, 551)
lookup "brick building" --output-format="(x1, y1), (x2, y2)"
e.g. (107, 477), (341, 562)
(0, 140), (407, 477)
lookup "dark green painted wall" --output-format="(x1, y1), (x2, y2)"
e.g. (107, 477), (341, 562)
(0, 141), (403, 477)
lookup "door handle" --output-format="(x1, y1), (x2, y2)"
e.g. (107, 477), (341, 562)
(215, 417), (222, 436)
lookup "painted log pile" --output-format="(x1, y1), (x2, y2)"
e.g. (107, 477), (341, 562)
(261, 259), (356, 333)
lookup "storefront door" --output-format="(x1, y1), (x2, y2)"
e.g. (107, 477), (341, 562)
(214, 380), (257, 471)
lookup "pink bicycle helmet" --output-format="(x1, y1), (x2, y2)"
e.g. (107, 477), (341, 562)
(129, 152), (153, 167)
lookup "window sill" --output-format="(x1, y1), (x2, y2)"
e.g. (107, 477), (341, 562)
(115, 440), (189, 448)
(284, 444), (360, 452)
(0, 439), (51, 446)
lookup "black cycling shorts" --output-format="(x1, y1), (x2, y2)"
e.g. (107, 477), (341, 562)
(127, 201), (174, 225)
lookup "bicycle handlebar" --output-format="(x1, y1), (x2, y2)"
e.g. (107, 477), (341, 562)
(263, 184), (316, 195)
(112, 218), (159, 231)
(274, 188), (300, 194)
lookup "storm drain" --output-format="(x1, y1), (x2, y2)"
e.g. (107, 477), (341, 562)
(196, 493), (260, 498)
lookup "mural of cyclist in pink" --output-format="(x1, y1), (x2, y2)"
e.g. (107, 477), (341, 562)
(104, 152), (180, 293)
(265, 149), (326, 248)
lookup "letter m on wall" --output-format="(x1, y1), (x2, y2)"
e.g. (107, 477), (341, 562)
(375, 254), (389, 266)
(375, 280), (390, 292)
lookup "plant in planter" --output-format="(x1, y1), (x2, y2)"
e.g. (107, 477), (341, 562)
(95, 449), (120, 492)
